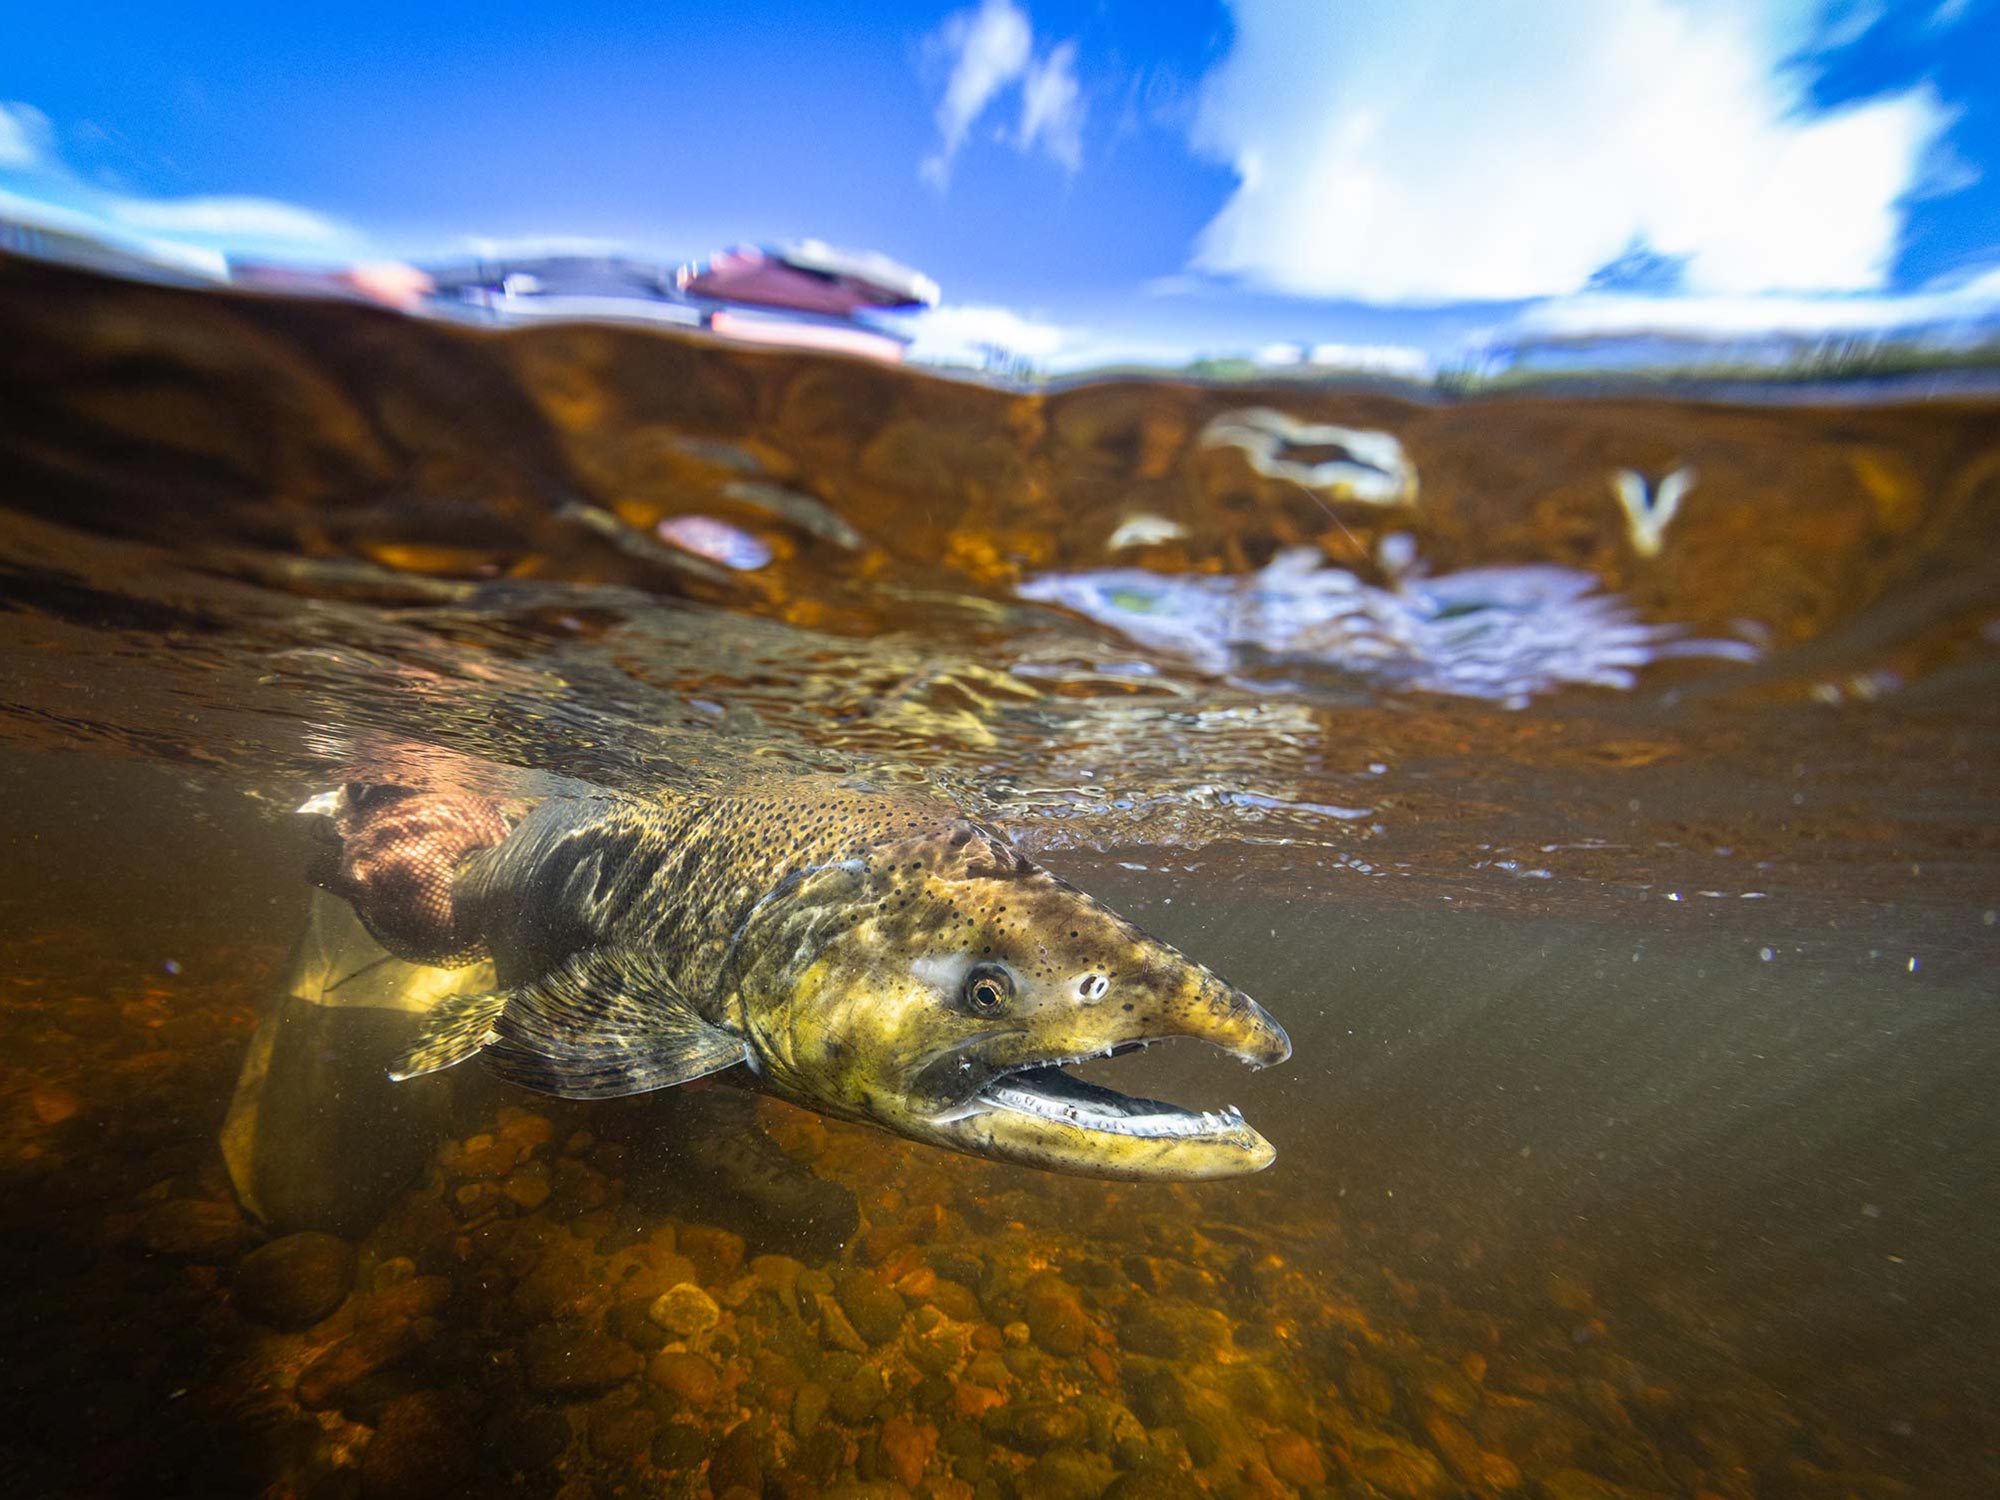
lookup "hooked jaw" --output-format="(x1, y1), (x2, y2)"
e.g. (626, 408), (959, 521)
(917, 980), (1292, 1180)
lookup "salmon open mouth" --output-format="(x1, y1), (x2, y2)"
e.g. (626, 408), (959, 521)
(907, 980), (1288, 1178)
(978, 1056), (1253, 1140)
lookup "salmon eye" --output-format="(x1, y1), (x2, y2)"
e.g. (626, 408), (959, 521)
(963, 963), (1013, 1015)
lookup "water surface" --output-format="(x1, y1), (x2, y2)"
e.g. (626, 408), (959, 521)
(2, 255), (1996, 1498)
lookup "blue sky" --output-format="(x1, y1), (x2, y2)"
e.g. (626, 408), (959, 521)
(5, 0), (1999, 369)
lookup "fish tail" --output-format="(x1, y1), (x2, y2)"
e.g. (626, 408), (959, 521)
(386, 988), (508, 1081)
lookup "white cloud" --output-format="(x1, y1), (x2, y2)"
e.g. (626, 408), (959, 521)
(1018, 40), (1084, 173)
(1187, 0), (1953, 302)
(901, 302), (1074, 364)
(921, 0), (1033, 187)
(106, 194), (347, 242)
(0, 101), (53, 170)
(1510, 275), (2000, 341)
(919, 0), (1086, 186)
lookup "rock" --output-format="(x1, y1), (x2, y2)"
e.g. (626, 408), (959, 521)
(1220, 1362), (1312, 1427)
(29, 1084), (80, 1125)
(497, 1406), (572, 1472)
(1019, 1448), (1117, 1500)
(1347, 1359), (1398, 1419)
(502, 1165), (551, 1211)
(924, 1277), (984, 1323)
(608, 1298), (671, 1352)
(708, 1420), (764, 1497)
(793, 1381), (831, 1439)
(451, 1182), (503, 1220)
(836, 1270), (907, 1345)
(1101, 1472), (1205, 1500)
(878, 1415), (932, 1488)
(750, 1253), (805, 1300)
(649, 1282), (721, 1336)
(677, 1223), (747, 1283)
(497, 1110), (556, 1151)
(646, 1350), (719, 1407)
(1126, 1366), (1193, 1429)
(1535, 1469), (1655, 1500)
(988, 1402), (1092, 1456)
(512, 1245), (595, 1322)
(652, 1420), (709, 1472)
(1025, 1278), (1089, 1356)
(586, 1401), (656, 1462)
(1422, 1409), (1511, 1491)
(1115, 1302), (1226, 1360)
(818, 1295), (869, 1353)
(357, 1275), (450, 1325)
(139, 1198), (258, 1260)
(1264, 1430), (1326, 1487)
(831, 1364), (886, 1423)
(447, 1134), (520, 1180)
(1346, 1433), (1452, 1500)
(234, 1232), (356, 1329)
(951, 1383), (1005, 1421)
(359, 1392), (476, 1500)
(297, 1320), (422, 1410)
(522, 1326), (639, 1396)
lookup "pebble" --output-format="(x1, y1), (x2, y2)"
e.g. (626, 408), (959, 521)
(1024, 1276), (1090, 1355)
(818, 1295), (869, 1353)
(521, 1327), (639, 1395)
(1264, 1429), (1327, 1486)
(233, 1232), (355, 1329)
(646, 1350), (720, 1406)
(677, 1223), (747, 1283)
(586, 1401), (656, 1462)
(649, 1282), (721, 1336)
(877, 1415), (931, 1488)
(835, 1269), (907, 1345)
(359, 1392), (476, 1500)
(502, 1165), (551, 1211)
(498, 1406), (572, 1472)
(296, 1320), (421, 1411)
(29, 1084), (80, 1125)
(1101, 1472), (1204, 1500)
(831, 1364), (886, 1423)
(707, 1419), (764, 1496)
(989, 1402), (1091, 1455)
(793, 1381), (831, 1439)
(651, 1421), (709, 1472)
(17, 929), (1917, 1500)
(138, 1198), (258, 1260)
(1019, 1447), (1117, 1500)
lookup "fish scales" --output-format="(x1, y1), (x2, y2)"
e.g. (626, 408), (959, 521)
(329, 774), (1292, 1179)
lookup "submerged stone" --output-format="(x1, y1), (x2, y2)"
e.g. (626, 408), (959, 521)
(1019, 1447), (1117, 1500)
(646, 1349), (720, 1407)
(139, 1198), (258, 1260)
(649, 1282), (721, 1336)
(233, 1231), (355, 1329)
(835, 1269), (907, 1345)
(522, 1326), (639, 1395)
(359, 1392), (476, 1500)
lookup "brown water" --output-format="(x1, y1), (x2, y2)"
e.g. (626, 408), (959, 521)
(1, 253), (1997, 1499)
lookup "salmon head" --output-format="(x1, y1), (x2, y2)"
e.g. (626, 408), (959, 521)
(727, 818), (1291, 1179)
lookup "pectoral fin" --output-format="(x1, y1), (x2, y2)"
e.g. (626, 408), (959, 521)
(386, 988), (509, 1081)
(482, 946), (750, 1100)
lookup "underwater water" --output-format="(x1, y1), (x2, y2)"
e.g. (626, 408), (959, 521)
(1, 253), (1997, 1499)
